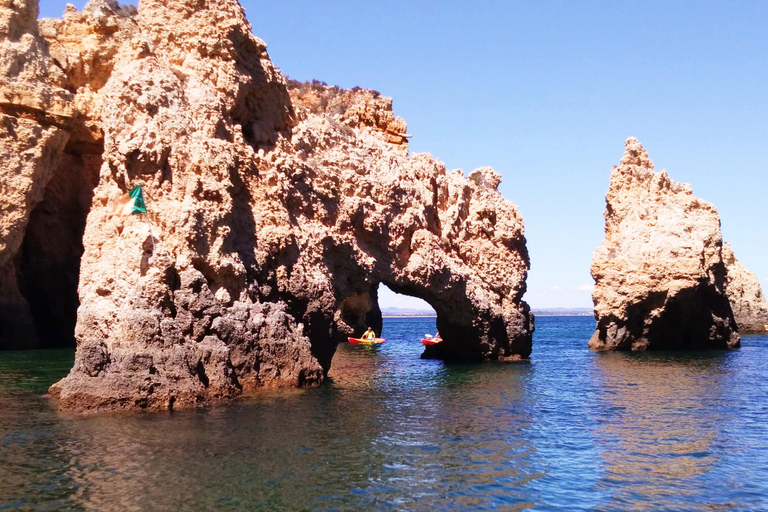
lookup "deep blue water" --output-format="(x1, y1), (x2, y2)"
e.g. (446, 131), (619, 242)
(1, 316), (768, 511)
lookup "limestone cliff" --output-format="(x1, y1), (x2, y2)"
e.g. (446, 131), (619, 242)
(0, 0), (73, 348)
(722, 243), (768, 334)
(590, 138), (739, 351)
(0, 0), (533, 410)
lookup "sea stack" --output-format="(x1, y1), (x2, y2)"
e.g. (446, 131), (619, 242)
(722, 243), (768, 334)
(590, 138), (739, 351)
(0, 0), (533, 411)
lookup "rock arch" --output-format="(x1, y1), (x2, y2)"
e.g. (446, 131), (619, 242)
(1, 0), (533, 411)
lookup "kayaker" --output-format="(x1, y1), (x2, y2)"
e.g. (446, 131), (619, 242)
(434, 332), (442, 342)
(362, 327), (376, 341)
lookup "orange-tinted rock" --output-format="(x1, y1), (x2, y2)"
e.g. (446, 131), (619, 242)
(21, 0), (534, 411)
(590, 138), (739, 351)
(0, 0), (72, 348)
(722, 243), (768, 334)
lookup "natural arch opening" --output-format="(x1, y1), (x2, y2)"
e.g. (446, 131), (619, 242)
(333, 280), (479, 360)
(377, 280), (483, 361)
(334, 282), (438, 342)
(330, 282), (439, 369)
(377, 284), (436, 319)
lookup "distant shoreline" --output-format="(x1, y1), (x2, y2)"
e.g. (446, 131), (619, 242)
(535, 314), (593, 317)
(382, 314), (593, 318)
(382, 315), (437, 319)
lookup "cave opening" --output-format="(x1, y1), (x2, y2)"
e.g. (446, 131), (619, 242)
(11, 145), (101, 350)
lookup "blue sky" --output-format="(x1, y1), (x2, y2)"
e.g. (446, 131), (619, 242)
(40, 1), (768, 310)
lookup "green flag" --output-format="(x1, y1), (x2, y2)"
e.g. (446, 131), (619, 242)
(113, 184), (147, 216)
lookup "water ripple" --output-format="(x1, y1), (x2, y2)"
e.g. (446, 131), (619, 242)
(1, 319), (768, 510)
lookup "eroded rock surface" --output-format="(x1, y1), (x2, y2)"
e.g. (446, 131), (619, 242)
(0, 0), (73, 348)
(722, 243), (768, 334)
(590, 138), (739, 351)
(0, 0), (534, 411)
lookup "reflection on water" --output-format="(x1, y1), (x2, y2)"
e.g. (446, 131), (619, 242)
(321, 327), (541, 510)
(2, 318), (768, 511)
(589, 349), (768, 511)
(591, 353), (725, 509)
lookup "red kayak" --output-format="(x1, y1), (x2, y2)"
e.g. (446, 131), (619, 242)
(421, 337), (442, 346)
(348, 337), (385, 345)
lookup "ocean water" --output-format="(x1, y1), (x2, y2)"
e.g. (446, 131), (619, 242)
(1, 316), (768, 511)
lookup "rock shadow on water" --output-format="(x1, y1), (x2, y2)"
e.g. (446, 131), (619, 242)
(587, 348), (755, 511)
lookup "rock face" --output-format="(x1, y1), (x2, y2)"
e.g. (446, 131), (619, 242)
(0, 0), (533, 410)
(0, 0), (73, 348)
(590, 138), (739, 351)
(722, 243), (768, 334)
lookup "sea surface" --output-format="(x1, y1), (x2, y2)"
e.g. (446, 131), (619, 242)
(2, 316), (768, 511)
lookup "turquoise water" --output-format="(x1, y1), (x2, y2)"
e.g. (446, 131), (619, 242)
(2, 316), (768, 511)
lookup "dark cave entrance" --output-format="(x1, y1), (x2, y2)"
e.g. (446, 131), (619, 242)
(336, 285), (384, 341)
(12, 144), (101, 349)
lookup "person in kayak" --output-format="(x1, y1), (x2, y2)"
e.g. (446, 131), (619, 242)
(362, 327), (376, 341)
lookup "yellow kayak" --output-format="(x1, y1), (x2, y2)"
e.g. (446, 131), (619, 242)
(348, 337), (385, 345)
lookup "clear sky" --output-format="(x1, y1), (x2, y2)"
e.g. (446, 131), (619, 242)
(39, 0), (768, 310)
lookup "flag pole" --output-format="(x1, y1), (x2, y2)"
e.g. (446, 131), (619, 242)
(139, 187), (155, 256)
(144, 212), (155, 256)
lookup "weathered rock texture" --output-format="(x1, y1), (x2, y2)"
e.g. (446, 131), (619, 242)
(0, 0), (73, 348)
(0, 0), (533, 410)
(590, 138), (739, 351)
(722, 243), (768, 334)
